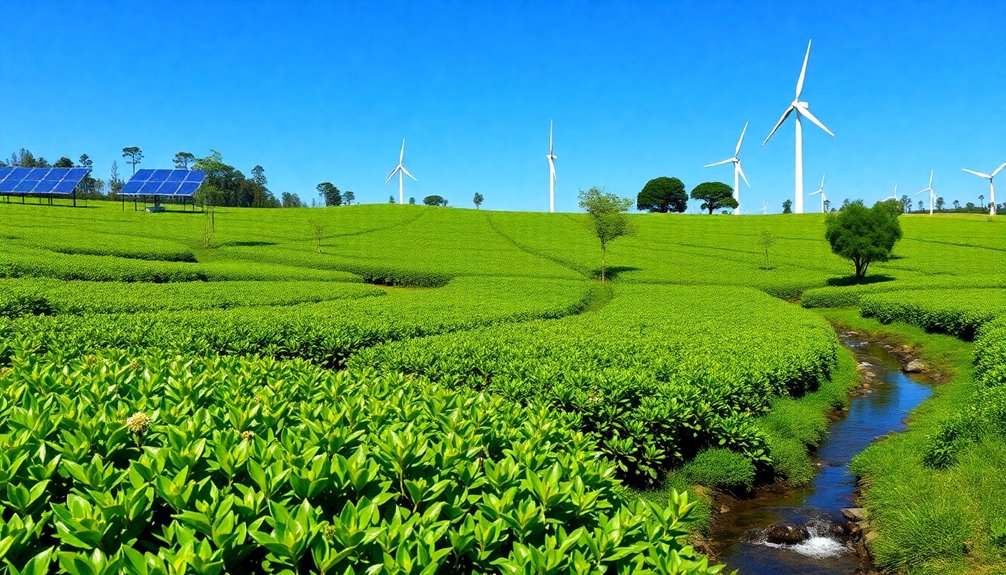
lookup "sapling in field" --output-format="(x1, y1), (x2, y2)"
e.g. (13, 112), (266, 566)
(578, 187), (633, 282)
(759, 230), (776, 270)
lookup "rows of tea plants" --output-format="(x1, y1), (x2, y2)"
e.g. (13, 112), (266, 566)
(351, 284), (839, 485)
(858, 288), (1006, 340)
(801, 275), (1006, 309)
(2, 231), (196, 262)
(0, 279), (385, 317)
(0, 278), (594, 368)
(0, 245), (361, 283)
(0, 351), (724, 574)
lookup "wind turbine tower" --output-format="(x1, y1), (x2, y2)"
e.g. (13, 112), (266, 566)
(704, 122), (750, 215)
(962, 162), (1005, 216)
(763, 40), (835, 214)
(385, 139), (417, 205)
(810, 174), (827, 213)
(916, 170), (935, 215)
(546, 122), (558, 213)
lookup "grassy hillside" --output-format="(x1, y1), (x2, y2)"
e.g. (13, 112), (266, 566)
(0, 199), (1002, 574)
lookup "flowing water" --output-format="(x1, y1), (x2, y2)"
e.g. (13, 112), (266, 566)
(711, 332), (933, 574)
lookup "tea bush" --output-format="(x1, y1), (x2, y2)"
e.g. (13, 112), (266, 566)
(859, 289), (1006, 340)
(0, 352), (726, 574)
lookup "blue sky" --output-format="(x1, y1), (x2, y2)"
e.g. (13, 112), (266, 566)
(2, 0), (1005, 213)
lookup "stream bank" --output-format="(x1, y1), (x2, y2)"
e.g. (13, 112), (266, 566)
(708, 330), (936, 574)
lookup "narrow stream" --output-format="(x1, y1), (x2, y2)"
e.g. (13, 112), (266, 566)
(711, 332), (933, 574)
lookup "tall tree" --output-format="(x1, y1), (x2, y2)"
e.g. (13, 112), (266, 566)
(900, 194), (912, 213)
(9, 148), (47, 167)
(637, 177), (688, 213)
(783, 199), (793, 214)
(936, 197), (945, 211)
(53, 156), (74, 168)
(825, 200), (903, 282)
(122, 147), (143, 174)
(342, 191), (355, 205)
(473, 192), (484, 210)
(690, 182), (737, 214)
(317, 182), (342, 206)
(281, 192), (304, 208)
(77, 154), (99, 199)
(109, 161), (125, 198)
(953, 200), (960, 211)
(579, 187), (633, 282)
(251, 165), (267, 189)
(173, 152), (195, 169)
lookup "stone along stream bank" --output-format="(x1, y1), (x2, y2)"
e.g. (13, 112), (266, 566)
(709, 331), (934, 574)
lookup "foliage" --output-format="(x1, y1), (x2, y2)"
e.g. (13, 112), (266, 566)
(317, 182), (341, 207)
(351, 284), (839, 485)
(637, 177), (688, 213)
(578, 187), (633, 281)
(122, 146), (143, 174)
(192, 151), (279, 208)
(472, 193), (484, 209)
(824, 201), (902, 282)
(859, 289), (1006, 340)
(757, 231), (775, 270)
(0, 352), (725, 574)
(678, 449), (756, 493)
(424, 195), (448, 207)
(173, 152), (195, 169)
(782, 199), (792, 214)
(690, 182), (736, 215)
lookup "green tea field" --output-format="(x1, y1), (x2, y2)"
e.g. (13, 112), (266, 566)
(0, 200), (1003, 574)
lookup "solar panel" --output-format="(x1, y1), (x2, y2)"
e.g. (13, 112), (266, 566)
(0, 167), (91, 195)
(118, 169), (206, 196)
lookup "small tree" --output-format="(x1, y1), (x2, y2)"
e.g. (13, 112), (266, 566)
(122, 146), (143, 175)
(758, 230), (776, 270)
(936, 197), (945, 211)
(979, 194), (985, 209)
(690, 182), (737, 214)
(342, 191), (355, 205)
(578, 187), (633, 282)
(309, 218), (325, 254)
(825, 201), (903, 283)
(109, 161), (125, 198)
(782, 199), (793, 214)
(173, 152), (195, 169)
(637, 177), (688, 213)
(389, 195), (396, 204)
(953, 200), (960, 211)
(473, 192), (484, 209)
(408, 197), (415, 205)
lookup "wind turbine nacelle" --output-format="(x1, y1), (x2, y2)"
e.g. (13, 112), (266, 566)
(797, 101), (809, 110)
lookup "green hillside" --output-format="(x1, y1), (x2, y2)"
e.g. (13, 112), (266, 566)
(0, 200), (1003, 574)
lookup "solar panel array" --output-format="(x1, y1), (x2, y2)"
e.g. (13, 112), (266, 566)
(0, 167), (91, 195)
(118, 169), (206, 196)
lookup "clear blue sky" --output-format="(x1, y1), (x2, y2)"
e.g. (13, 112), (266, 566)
(3, 0), (1005, 213)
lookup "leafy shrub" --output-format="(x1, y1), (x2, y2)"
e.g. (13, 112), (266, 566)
(678, 449), (756, 493)
(0, 351), (725, 574)
(859, 289), (1005, 340)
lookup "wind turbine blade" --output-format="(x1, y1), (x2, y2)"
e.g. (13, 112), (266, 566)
(762, 106), (794, 146)
(795, 106), (835, 137)
(401, 165), (417, 181)
(962, 168), (992, 178)
(796, 39), (812, 99)
(821, 173), (826, 188)
(736, 162), (750, 187)
(400, 139), (405, 163)
(385, 166), (400, 183)
(735, 122), (748, 156)
(929, 169), (934, 187)
(704, 158), (734, 168)
(810, 190), (822, 196)
(549, 121), (554, 155)
(992, 162), (1006, 177)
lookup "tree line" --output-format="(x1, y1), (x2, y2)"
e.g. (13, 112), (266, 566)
(635, 177), (737, 214)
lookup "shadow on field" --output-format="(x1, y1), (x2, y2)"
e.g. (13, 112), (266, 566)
(592, 266), (640, 281)
(826, 274), (895, 287)
(218, 241), (278, 247)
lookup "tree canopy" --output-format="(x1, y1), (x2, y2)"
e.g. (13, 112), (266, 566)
(423, 195), (448, 206)
(193, 150), (279, 208)
(690, 182), (737, 214)
(825, 200), (903, 282)
(637, 177), (688, 213)
(473, 192), (484, 209)
(579, 187), (633, 281)
(317, 182), (342, 207)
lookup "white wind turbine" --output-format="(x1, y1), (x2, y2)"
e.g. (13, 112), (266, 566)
(761, 200), (769, 215)
(915, 170), (935, 215)
(962, 162), (1005, 216)
(763, 40), (835, 214)
(809, 174), (827, 212)
(546, 122), (558, 213)
(704, 122), (750, 215)
(385, 139), (417, 205)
